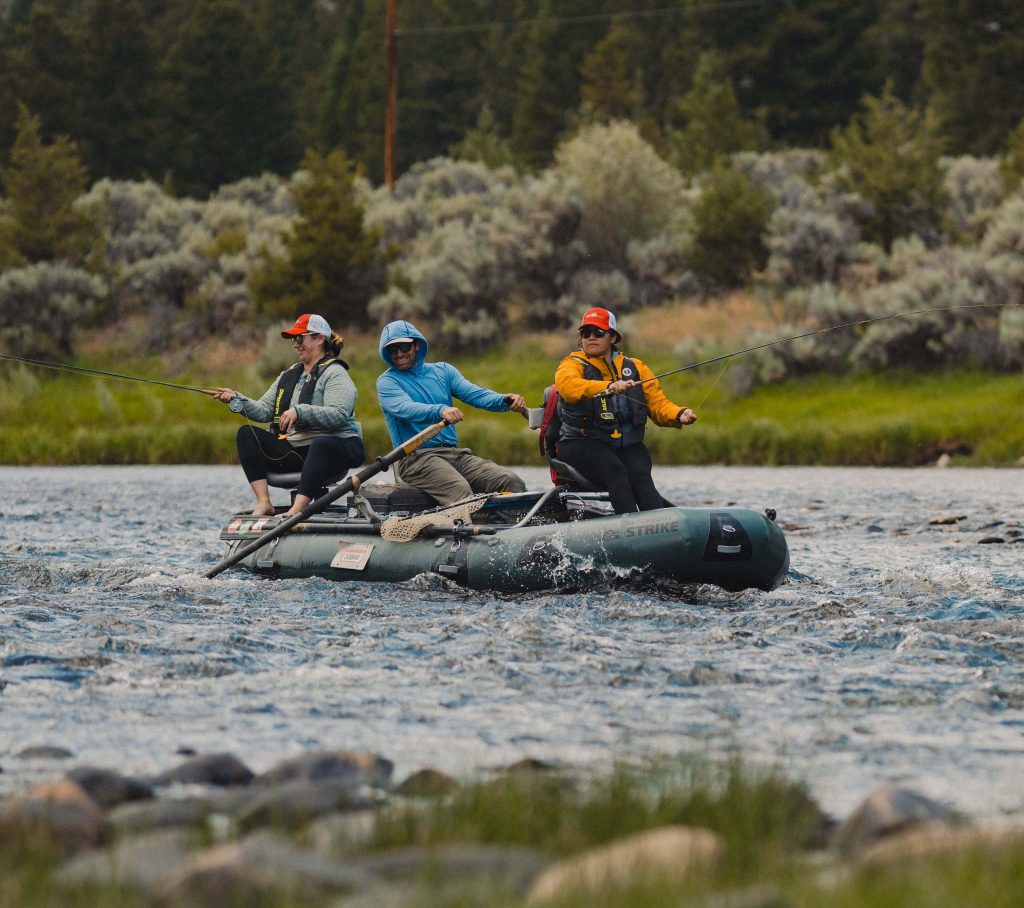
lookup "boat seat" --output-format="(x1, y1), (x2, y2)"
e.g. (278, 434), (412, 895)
(548, 458), (674, 508)
(266, 469), (349, 503)
(548, 458), (602, 492)
(352, 483), (439, 516)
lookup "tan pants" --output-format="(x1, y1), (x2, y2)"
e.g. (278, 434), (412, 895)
(394, 446), (526, 506)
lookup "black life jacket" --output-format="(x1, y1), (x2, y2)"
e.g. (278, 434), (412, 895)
(558, 354), (647, 447)
(272, 356), (347, 425)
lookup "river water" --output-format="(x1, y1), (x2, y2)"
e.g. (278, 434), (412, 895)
(1, 464), (1022, 824)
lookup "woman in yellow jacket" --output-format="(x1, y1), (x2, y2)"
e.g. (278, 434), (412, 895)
(554, 307), (697, 513)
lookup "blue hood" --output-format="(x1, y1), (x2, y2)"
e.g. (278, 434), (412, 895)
(379, 320), (429, 369)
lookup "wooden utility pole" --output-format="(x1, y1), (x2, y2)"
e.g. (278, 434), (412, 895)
(385, 0), (397, 191)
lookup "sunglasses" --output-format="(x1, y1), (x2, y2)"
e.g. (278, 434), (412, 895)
(387, 342), (415, 355)
(579, 327), (608, 339)
(290, 333), (315, 343)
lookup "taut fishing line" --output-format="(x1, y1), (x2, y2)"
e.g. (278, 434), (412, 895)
(0, 352), (218, 396)
(1, 351), (311, 464)
(599, 302), (1022, 407)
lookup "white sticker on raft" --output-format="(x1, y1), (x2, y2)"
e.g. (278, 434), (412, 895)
(331, 542), (374, 570)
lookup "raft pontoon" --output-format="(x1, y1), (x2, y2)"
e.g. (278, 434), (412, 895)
(216, 479), (789, 593)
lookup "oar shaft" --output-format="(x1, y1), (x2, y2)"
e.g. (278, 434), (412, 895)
(205, 419), (450, 579)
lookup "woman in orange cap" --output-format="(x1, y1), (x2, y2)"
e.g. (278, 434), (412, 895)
(214, 314), (364, 517)
(553, 307), (696, 513)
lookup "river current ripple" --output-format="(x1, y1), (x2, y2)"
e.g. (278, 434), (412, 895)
(1, 464), (1022, 823)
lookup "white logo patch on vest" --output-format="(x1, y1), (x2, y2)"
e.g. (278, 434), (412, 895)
(622, 366), (634, 377)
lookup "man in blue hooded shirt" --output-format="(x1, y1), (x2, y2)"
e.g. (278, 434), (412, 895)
(377, 320), (528, 505)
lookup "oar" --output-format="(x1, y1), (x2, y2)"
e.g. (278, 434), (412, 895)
(205, 419), (450, 579)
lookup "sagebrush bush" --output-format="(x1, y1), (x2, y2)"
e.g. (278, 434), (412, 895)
(729, 211), (1024, 392)
(0, 261), (107, 357)
(764, 186), (861, 289)
(942, 155), (1006, 242)
(828, 83), (946, 251)
(212, 172), (296, 216)
(365, 158), (589, 346)
(554, 120), (691, 275)
(980, 190), (1024, 258)
(122, 249), (212, 312)
(736, 151), (867, 292)
(733, 149), (826, 196)
(76, 175), (295, 345)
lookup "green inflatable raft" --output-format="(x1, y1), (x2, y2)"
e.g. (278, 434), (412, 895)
(217, 486), (789, 593)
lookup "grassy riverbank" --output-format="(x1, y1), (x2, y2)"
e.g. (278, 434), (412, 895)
(4, 299), (1024, 467)
(2, 756), (1022, 907)
(3, 352), (1022, 467)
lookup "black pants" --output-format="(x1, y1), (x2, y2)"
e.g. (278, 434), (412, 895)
(235, 426), (364, 499)
(556, 438), (667, 514)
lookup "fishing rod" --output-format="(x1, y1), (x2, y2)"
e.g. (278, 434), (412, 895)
(596, 302), (1020, 398)
(0, 352), (218, 396)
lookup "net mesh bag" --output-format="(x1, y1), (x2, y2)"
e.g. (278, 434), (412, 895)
(379, 494), (490, 542)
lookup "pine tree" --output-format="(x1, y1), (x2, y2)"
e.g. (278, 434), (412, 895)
(922, 0), (1024, 155)
(250, 149), (389, 326)
(155, 0), (298, 196)
(579, 21), (642, 121)
(508, 0), (619, 168)
(736, 0), (883, 147)
(394, 0), (492, 172)
(672, 51), (765, 176)
(253, 0), (340, 151)
(320, 0), (386, 182)
(510, 0), (570, 169)
(0, 105), (93, 268)
(450, 104), (518, 170)
(690, 162), (773, 288)
(1001, 118), (1024, 194)
(76, 0), (159, 180)
(829, 82), (946, 251)
(0, 5), (86, 156)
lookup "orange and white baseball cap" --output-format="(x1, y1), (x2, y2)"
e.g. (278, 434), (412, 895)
(578, 307), (620, 339)
(281, 313), (332, 338)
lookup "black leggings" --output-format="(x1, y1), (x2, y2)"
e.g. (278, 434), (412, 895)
(235, 426), (364, 498)
(556, 438), (667, 514)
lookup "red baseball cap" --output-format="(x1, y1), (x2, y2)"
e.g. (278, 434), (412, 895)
(578, 308), (620, 339)
(281, 313), (332, 338)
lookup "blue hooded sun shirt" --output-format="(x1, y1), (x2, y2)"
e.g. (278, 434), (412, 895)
(376, 320), (512, 448)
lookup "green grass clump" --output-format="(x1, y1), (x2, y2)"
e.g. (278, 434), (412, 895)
(367, 758), (1024, 907)
(804, 840), (1024, 908)
(3, 757), (1024, 907)
(0, 831), (147, 908)
(373, 757), (826, 878)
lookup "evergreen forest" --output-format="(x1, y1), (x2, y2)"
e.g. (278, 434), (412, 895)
(2, 0), (1024, 401)
(3, 1), (1024, 190)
